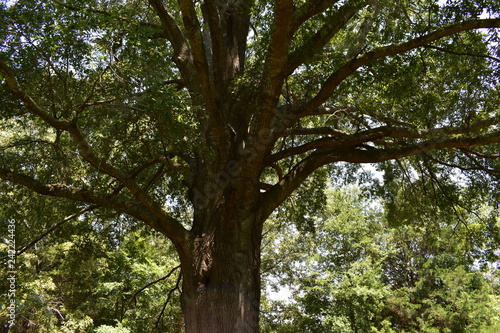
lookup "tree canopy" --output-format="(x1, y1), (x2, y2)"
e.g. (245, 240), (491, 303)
(1, 0), (500, 332)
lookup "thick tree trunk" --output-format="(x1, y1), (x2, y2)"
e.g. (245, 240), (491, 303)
(180, 203), (263, 332)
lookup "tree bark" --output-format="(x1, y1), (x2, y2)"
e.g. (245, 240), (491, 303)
(180, 191), (263, 332)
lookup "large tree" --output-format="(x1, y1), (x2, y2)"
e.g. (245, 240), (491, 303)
(1, 0), (500, 331)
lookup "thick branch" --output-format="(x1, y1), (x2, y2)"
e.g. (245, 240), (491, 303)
(261, 152), (334, 219)
(177, 0), (218, 110)
(268, 128), (383, 164)
(0, 61), (188, 243)
(282, 127), (349, 137)
(269, 115), (500, 163)
(147, 0), (200, 96)
(339, 131), (500, 163)
(255, 0), (294, 134)
(200, 0), (225, 83)
(291, 0), (342, 32)
(261, 129), (500, 218)
(302, 18), (500, 114)
(0, 168), (171, 233)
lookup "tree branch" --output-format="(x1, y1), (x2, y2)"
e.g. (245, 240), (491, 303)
(282, 127), (349, 137)
(126, 264), (181, 313)
(177, 0), (218, 110)
(147, 0), (200, 96)
(425, 152), (500, 176)
(302, 18), (500, 114)
(200, 0), (225, 82)
(0, 205), (98, 262)
(0, 168), (170, 232)
(261, 129), (500, 219)
(291, 0), (342, 32)
(54, 1), (161, 30)
(255, 0), (294, 135)
(424, 44), (500, 63)
(285, 0), (370, 76)
(0, 62), (189, 245)
(269, 115), (500, 164)
(155, 268), (182, 329)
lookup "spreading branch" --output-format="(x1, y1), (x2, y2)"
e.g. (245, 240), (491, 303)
(424, 44), (500, 63)
(255, 0), (294, 134)
(0, 168), (165, 230)
(0, 205), (98, 261)
(301, 18), (500, 114)
(269, 115), (500, 164)
(126, 264), (181, 314)
(147, 0), (200, 96)
(261, 128), (500, 219)
(177, 0), (218, 112)
(285, 0), (370, 76)
(291, 0), (343, 32)
(0, 61), (189, 246)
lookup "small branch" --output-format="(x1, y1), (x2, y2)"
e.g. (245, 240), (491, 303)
(424, 44), (500, 63)
(155, 268), (182, 329)
(285, 0), (369, 76)
(0, 205), (99, 262)
(126, 265), (181, 312)
(291, 0), (342, 32)
(302, 18), (500, 114)
(261, 128), (500, 219)
(299, 105), (357, 117)
(421, 158), (480, 231)
(132, 79), (186, 99)
(16, 205), (99, 256)
(425, 153), (500, 176)
(282, 127), (348, 137)
(1, 61), (188, 240)
(54, 1), (161, 30)
(459, 148), (500, 159)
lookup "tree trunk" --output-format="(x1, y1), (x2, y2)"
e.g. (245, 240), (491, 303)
(180, 200), (263, 332)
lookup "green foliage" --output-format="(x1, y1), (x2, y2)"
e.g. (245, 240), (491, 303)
(1, 0), (500, 331)
(0, 187), (183, 332)
(261, 184), (500, 333)
(94, 322), (131, 333)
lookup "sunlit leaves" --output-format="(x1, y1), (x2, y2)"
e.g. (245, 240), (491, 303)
(261, 184), (500, 332)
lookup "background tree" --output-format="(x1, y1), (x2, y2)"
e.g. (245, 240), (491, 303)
(261, 183), (500, 333)
(0, 185), (184, 332)
(1, 0), (500, 331)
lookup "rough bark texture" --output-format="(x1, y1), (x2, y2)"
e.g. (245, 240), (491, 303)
(181, 212), (262, 332)
(180, 178), (264, 332)
(2, 1), (500, 332)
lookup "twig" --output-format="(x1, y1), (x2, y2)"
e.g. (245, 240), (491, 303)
(155, 269), (182, 329)
(0, 205), (99, 261)
(424, 44), (500, 63)
(124, 265), (181, 318)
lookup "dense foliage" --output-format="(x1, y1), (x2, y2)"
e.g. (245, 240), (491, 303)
(1, 177), (499, 332)
(261, 179), (500, 333)
(0, 189), (184, 332)
(1, 0), (500, 331)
